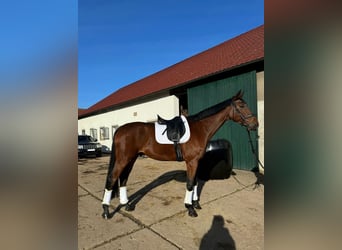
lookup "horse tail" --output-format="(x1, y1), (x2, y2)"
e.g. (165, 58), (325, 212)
(105, 136), (119, 197)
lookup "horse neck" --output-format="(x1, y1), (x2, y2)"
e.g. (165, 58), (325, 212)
(198, 105), (233, 140)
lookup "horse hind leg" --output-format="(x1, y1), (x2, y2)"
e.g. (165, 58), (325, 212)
(102, 167), (121, 219)
(102, 148), (117, 219)
(101, 155), (137, 219)
(101, 150), (126, 216)
(118, 156), (137, 212)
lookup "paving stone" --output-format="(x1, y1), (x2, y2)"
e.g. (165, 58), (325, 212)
(78, 195), (140, 250)
(95, 228), (179, 250)
(78, 157), (264, 250)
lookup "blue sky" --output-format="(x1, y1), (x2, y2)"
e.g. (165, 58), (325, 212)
(1, 1), (77, 91)
(78, 1), (264, 108)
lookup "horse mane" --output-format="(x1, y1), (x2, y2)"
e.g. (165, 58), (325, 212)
(187, 98), (232, 121)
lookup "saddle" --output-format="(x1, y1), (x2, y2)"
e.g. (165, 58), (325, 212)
(157, 115), (186, 161)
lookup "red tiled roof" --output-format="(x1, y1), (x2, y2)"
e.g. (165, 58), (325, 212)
(80, 25), (264, 117)
(78, 108), (87, 116)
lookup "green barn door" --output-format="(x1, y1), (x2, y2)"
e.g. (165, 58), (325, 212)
(187, 71), (258, 170)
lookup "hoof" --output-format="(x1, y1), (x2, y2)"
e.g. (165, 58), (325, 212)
(192, 200), (202, 210)
(102, 204), (111, 219)
(185, 204), (198, 217)
(102, 212), (109, 219)
(125, 203), (135, 211)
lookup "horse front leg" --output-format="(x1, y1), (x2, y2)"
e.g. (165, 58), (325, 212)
(119, 156), (137, 212)
(192, 183), (202, 209)
(184, 161), (199, 217)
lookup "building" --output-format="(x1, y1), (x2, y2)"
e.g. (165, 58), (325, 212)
(78, 25), (264, 171)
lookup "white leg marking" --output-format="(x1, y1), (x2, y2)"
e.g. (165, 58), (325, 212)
(102, 189), (112, 205)
(119, 186), (128, 204)
(193, 185), (199, 201)
(184, 189), (193, 204)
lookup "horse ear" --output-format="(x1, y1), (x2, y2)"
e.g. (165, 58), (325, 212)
(234, 89), (243, 99)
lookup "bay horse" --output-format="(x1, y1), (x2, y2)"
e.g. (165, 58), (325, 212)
(101, 90), (258, 218)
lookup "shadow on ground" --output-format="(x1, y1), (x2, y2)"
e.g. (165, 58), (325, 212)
(108, 170), (188, 217)
(199, 215), (236, 250)
(106, 168), (263, 218)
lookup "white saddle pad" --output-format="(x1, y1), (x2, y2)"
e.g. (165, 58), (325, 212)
(155, 115), (190, 144)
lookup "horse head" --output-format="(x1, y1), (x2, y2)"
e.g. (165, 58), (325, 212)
(230, 90), (259, 130)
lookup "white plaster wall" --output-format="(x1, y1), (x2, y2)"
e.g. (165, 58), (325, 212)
(257, 71), (264, 173)
(78, 95), (179, 148)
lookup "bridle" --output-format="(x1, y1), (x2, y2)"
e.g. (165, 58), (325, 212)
(231, 99), (264, 172)
(231, 99), (255, 125)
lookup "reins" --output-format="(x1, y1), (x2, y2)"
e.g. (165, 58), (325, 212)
(231, 100), (264, 170)
(247, 129), (264, 170)
(231, 100), (264, 187)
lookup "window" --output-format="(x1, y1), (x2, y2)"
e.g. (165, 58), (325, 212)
(82, 129), (86, 135)
(90, 128), (97, 140)
(100, 127), (109, 140)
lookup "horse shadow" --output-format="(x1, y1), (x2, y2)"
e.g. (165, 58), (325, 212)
(108, 170), (207, 217)
(199, 215), (236, 250)
(106, 168), (261, 217)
